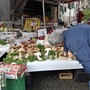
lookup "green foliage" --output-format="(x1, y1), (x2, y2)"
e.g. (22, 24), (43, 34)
(0, 40), (6, 45)
(48, 50), (56, 60)
(10, 51), (19, 56)
(36, 44), (46, 60)
(3, 55), (13, 64)
(48, 50), (56, 56)
(15, 58), (27, 64)
(3, 54), (27, 64)
(83, 9), (90, 21)
(40, 55), (46, 61)
(28, 55), (37, 62)
(36, 44), (45, 52)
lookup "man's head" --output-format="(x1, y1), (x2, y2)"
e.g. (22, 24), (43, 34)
(48, 30), (63, 46)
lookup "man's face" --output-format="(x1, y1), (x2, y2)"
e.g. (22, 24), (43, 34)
(56, 41), (64, 47)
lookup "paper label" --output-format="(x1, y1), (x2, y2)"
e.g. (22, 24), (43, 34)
(38, 29), (47, 37)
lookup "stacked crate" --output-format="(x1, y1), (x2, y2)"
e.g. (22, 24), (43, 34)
(0, 72), (7, 90)
(24, 18), (32, 31)
(24, 18), (41, 32)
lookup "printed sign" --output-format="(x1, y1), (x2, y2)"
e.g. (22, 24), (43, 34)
(37, 29), (47, 37)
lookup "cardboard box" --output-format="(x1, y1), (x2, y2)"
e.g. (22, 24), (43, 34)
(0, 62), (27, 79)
(59, 71), (73, 79)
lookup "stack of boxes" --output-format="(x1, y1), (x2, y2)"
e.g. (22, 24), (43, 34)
(24, 18), (41, 32)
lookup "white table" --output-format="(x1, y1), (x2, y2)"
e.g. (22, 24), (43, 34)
(26, 59), (83, 72)
(0, 44), (10, 58)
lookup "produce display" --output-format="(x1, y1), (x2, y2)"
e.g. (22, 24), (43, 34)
(0, 62), (27, 79)
(0, 40), (7, 45)
(3, 40), (76, 64)
(0, 27), (14, 32)
(24, 18), (41, 32)
(0, 21), (76, 64)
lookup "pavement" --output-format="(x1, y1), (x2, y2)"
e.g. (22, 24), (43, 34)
(25, 70), (88, 90)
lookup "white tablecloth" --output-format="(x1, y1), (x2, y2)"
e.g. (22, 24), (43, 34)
(0, 44), (10, 57)
(26, 59), (83, 72)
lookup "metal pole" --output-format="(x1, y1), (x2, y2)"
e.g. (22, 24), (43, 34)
(69, 9), (71, 25)
(42, 0), (46, 28)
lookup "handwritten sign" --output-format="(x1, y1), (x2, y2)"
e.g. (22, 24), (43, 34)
(37, 29), (47, 37)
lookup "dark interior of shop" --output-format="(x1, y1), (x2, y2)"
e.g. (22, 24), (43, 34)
(23, 0), (54, 21)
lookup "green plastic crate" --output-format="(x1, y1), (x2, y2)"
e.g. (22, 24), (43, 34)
(0, 72), (7, 90)
(6, 75), (25, 90)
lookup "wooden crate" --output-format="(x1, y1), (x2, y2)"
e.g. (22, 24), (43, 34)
(59, 71), (73, 79)
(24, 18), (41, 32)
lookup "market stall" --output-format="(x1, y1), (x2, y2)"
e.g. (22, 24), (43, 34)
(0, 25), (83, 71)
(0, 37), (83, 73)
(0, 41), (83, 73)
(0, 22), (85, 90)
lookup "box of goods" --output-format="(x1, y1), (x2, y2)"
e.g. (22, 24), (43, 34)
(0, 72), (7, 90)
(0, 62), (27, 79)
(59, 70), (73, 80)
(0, 62), (26, 90)
(24, 18), (41, 32)
(33, 18), (41, 30)
(24, 18), (32, 32)
(5, 63), (27, 79)
(6, 75), (25, 90)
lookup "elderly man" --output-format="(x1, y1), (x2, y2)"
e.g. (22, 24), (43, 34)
(48, 23), (90, 74)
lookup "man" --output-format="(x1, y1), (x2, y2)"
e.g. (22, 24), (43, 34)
(48, 23), (90, 74)
(76, 9), (84, 23)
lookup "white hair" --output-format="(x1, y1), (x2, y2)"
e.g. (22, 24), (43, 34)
(48, 31), (63, 46)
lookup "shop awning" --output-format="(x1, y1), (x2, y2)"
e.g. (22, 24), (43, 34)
(10, 0), (28, 19)
(50, 0), (79, 3)
(10, 0), (79, 18)
(44, 0), (80, 3)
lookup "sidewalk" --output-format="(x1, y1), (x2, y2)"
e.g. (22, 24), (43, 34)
(26, 70), (88, 90)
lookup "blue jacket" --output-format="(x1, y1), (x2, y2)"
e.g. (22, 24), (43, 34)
(62, 23), (90, 74)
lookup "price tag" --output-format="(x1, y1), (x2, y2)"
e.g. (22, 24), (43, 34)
(5, 37), (10, 40)
(38, 29), (47, 37)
